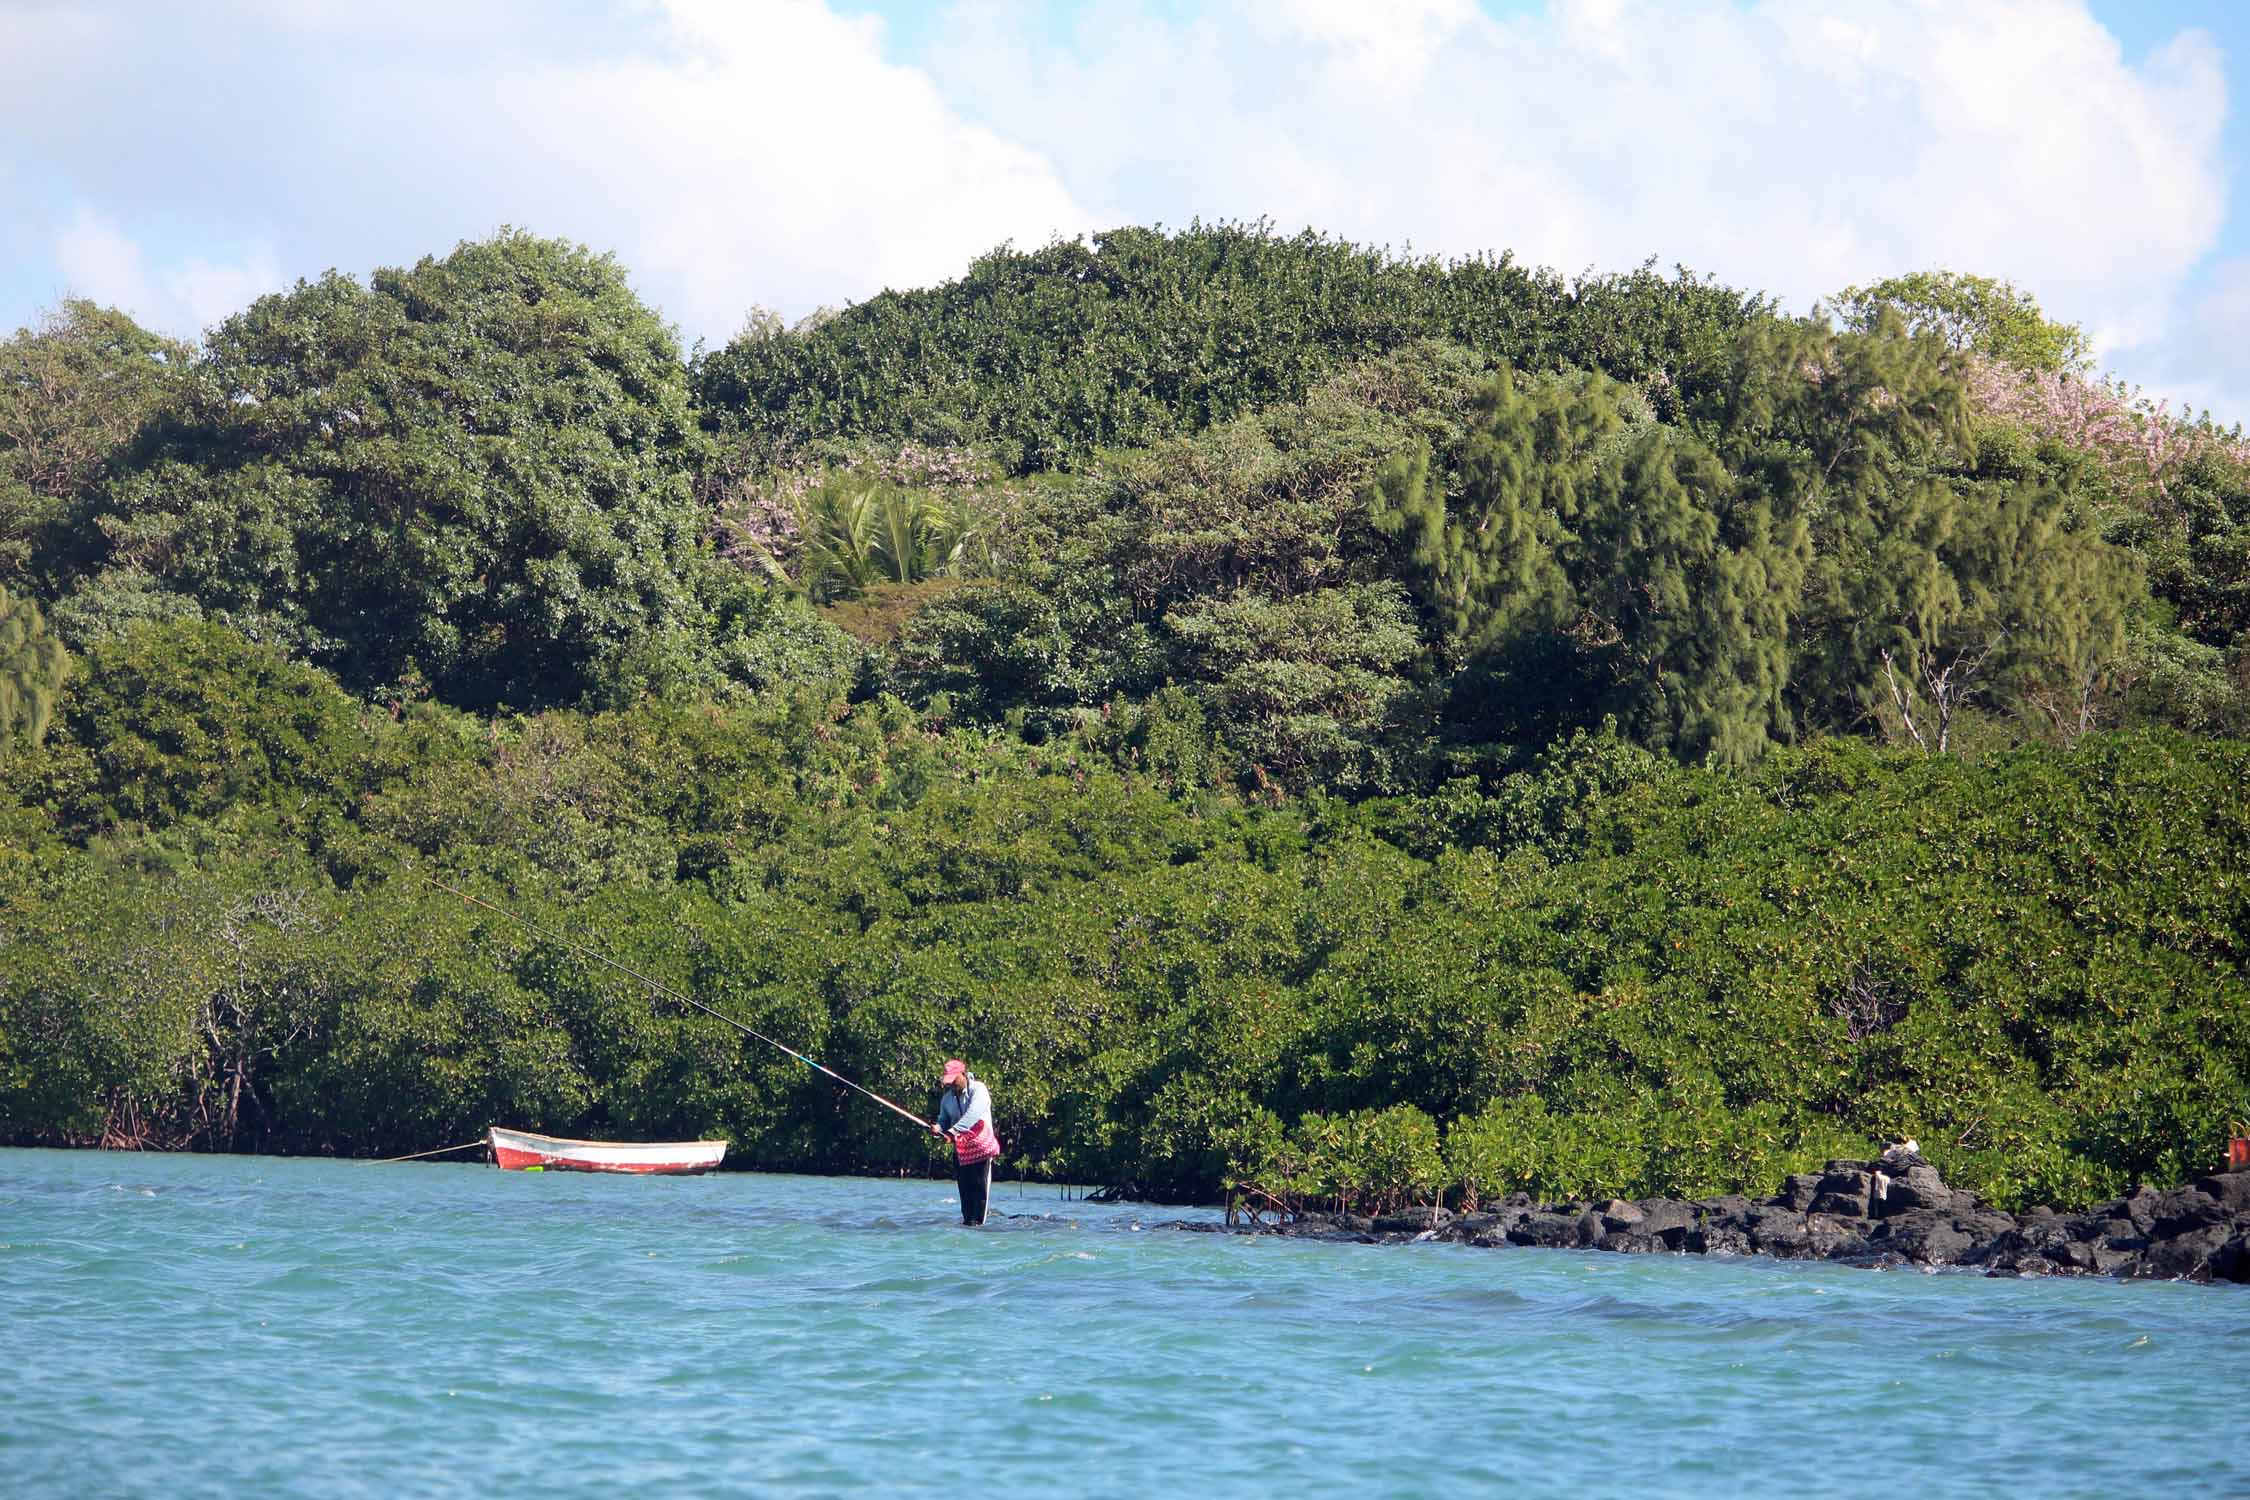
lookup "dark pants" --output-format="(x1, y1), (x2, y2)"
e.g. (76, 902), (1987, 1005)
(955, 1158), (992, 1226)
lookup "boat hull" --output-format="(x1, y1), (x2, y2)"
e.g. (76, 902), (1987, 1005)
(487, 1126), (727, 1175)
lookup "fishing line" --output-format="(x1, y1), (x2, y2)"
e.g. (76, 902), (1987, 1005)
(419, 874), (935, 1133)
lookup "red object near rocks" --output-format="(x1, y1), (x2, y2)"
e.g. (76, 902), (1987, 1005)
(2229, 1135), (2250, 1171)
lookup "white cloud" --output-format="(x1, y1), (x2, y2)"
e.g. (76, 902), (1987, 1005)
(51, 210), (157, 318)
(1244, 0), (1489, 96)
(2196, 257), (2250, 337)
(4, 0), (1096, 346)
(0, 4), (124, 85)
(50, 208), (281, 338)
(463, 0), (1095, 334)
(921, 0), (2230, 400)
(167, 249), (287, 333)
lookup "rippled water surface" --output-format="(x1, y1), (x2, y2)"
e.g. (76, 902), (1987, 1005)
(3, 1148), (2243, 1497)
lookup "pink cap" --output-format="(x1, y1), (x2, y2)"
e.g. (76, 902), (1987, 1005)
(941, 1058), (967, 1084)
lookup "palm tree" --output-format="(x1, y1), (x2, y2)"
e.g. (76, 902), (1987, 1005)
(795, 475), (993, 603)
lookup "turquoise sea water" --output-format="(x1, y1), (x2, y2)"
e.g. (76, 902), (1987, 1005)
(2, 1148), (2243, 1498)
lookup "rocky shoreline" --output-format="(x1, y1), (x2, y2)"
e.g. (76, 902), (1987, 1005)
(1171, 1154), (2250, 1285)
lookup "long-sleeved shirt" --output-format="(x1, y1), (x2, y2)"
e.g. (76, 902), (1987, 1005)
(936, 1077), (992, 1137)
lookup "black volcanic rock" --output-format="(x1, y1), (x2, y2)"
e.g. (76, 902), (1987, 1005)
(1809, 1166), (1874, 1218)
(1507, 1211), (1581, 1249)
(1868, 1210), (1974, 1265)
(1773, 1173), (1823, 1212)
(1873, 1164), (1953, 1217)
(2196, 1173), (2250, 1214)
(1186, 1165), (2250, 1288)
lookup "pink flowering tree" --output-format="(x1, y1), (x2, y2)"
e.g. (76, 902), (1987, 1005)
(1965, 356), (2248, 516)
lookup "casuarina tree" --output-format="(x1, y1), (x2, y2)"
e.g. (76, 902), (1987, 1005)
(0, 585), (68, 749)
(1365, 368), (1607, 660)
(1369, 368), (1808, 763)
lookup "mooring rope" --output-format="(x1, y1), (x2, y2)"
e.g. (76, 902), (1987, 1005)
(371, 1138), (485, 1164)
(420, 874), (937, 1134)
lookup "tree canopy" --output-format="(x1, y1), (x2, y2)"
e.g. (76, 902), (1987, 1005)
(1830, 270), (2091, 373)
(57, 231), (719, 710)
(693, 223), (1770, 475)
(0, 299), (189, 591)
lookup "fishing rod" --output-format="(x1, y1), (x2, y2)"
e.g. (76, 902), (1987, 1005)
(420, 874), (936, 1134)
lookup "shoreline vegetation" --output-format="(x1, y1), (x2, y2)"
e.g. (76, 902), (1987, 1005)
(2, 225), (2246, 1229)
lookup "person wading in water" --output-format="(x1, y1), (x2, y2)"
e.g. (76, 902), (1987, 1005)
(933, 1059), (1001, 1226)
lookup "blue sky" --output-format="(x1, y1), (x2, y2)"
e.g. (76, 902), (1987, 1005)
(4, 1), (2246, 416)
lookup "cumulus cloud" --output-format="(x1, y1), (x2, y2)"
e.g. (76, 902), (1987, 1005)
(49, 212), (156, 321)
(52, 208), (282, 337)
(465, 0), (1098, 334)
(925, 1), (2225, 361)
(2, 0), (1096, 343)
(2134, 255), (2250, 422)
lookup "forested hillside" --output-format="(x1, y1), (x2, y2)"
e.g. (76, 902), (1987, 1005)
(2, 225), (2244, 1209)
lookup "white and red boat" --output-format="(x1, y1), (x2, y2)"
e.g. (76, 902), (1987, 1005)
(487, 1125), (727, 1175)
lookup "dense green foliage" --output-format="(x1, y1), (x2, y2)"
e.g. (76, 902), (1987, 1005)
(1832, 270), (2092, 373)
(1, 224), (2245, 1215)
(880, 315), (2162, 782)
(693, 223), (1769, 474)
(0, 300), (189, 591)
(49, 233), (731, 710)
(1370, 366), (1808, 763)
(2123, 447), (2250, 656)
(0, 587), (69, 750)
(1, 644), (2244, 1209)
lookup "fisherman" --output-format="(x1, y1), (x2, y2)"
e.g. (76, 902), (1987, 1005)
(933, 1058), (1001, 1226)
